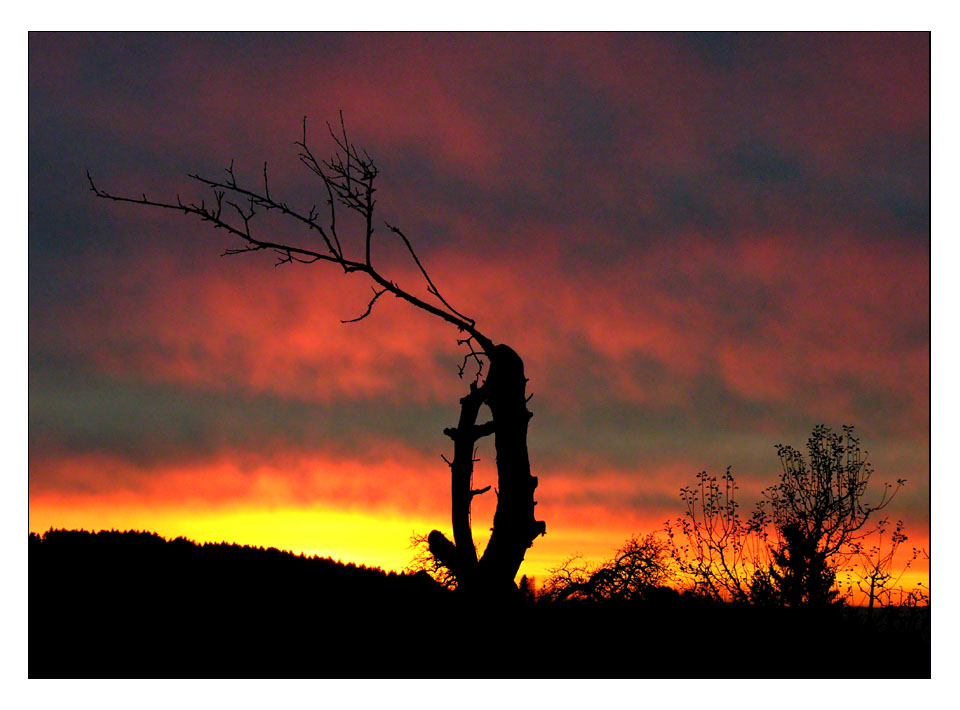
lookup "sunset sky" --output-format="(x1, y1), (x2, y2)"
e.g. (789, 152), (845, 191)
(28, 32), (929, 588)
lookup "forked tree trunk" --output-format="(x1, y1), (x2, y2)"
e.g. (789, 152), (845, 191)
(429, 344), (545, 598)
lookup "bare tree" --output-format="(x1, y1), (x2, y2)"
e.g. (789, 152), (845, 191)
(87, 115), (545, 598)
(665, 468), (772, 602)
(843, 518), (922, 614)
(542, 533), (673, 603)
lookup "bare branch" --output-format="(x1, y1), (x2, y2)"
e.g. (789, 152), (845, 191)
(456, 334), (487, 380)
(387, 222), (475, 328)
(341, 287), (387, 324)
(90, 154), (491, 348)
(473, 421), (496, 439)
(186, 172), (344, 263)
(470, 485), (492, 498)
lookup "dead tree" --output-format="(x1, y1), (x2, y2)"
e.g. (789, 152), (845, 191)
(87, 115), (545, 598)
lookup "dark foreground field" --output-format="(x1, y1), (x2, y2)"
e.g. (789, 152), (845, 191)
(29, 530), (930, 679)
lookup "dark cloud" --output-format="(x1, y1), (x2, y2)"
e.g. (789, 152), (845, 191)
(29, 355), (455, 473)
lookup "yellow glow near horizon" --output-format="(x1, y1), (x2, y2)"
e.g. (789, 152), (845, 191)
(29, 498), (447, 574)
(29, 496), (930, 602)
(28, 496), (660, 582)
(29, 503), (572, 584)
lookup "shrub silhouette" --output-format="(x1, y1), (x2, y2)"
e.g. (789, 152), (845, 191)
(541, 533), (673, 603)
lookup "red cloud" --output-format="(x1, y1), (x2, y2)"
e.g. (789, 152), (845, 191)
(40, 219), (927, 437)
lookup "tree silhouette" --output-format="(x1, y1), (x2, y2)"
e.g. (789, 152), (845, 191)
(766, 522), (839, 607)
(542, 533), (673, 603)
(843, 518), (924, 615)
(665, 468), (772, 602)
(762, 425), (902, 606)
(667, 425), (903, 607)
(87, 115), (545, 598)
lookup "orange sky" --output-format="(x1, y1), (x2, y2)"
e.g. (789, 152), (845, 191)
(28, 445), (930, 597)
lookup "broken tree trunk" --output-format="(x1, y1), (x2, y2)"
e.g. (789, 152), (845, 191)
(429, 344), (545, 598)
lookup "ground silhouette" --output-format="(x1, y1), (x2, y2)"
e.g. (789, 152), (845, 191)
(29, 529), (929, 679)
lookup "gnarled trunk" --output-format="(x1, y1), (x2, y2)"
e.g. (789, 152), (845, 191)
(429, 344), (545, 598)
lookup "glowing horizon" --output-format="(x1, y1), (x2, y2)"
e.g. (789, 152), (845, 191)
(28, 496), (929, 603)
